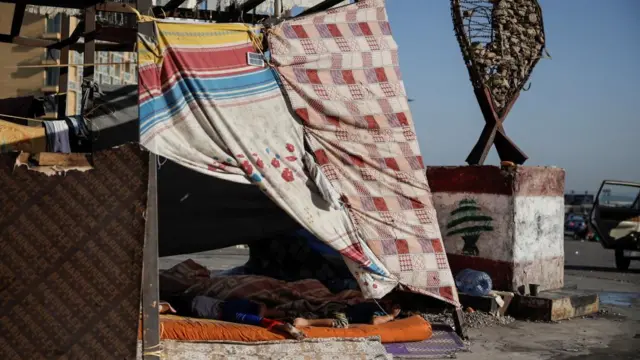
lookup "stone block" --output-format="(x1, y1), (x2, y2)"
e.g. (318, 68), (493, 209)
(427, 165), (565, 292)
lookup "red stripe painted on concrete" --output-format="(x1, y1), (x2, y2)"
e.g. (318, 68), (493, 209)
(427, 166), (512, 195)
(513, 167), (565, 196)
(427, 166), (565, 197)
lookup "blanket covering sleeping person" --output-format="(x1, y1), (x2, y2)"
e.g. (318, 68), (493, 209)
(159, 259), (366, 318)
(160, 295), (305, 339)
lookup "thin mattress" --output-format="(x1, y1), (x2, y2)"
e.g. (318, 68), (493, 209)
(139, 315), (432, 343)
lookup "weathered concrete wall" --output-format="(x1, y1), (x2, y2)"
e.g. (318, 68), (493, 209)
(427, 166), (565, 292)
(512, 167), (565, 291)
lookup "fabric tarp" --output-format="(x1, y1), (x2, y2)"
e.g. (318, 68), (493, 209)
(138, 0), (458, 306)
(267, 0), (457, 305)
(138, 20), (396, 298)
(85, 84), (140, 151)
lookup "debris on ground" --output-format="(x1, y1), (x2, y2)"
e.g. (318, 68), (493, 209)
(421, 310), (515, 329)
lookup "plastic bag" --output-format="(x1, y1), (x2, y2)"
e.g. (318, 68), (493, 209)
(455, 268), (493, 296)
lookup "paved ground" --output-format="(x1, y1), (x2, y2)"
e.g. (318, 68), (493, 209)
(161, 239), (640, 359)
(458, 239), (640, 360)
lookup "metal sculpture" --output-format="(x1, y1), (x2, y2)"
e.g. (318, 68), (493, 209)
(451, 0), (547, 165)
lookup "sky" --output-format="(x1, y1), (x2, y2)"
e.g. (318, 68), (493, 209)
(379, 0), (640, 193)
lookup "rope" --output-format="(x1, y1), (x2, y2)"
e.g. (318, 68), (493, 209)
(157, 155), (167, 169)
(372, 298), (389, 317)
(141, 323), (166, 358)
(126, 3), (156, 23)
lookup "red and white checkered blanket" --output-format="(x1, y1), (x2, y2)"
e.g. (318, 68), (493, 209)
(269, 0), (458, 305)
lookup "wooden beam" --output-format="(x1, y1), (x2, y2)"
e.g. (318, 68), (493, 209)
(160, 0), (187, 12)
(57, 14), (70, 119)
(95, 2), (137, 13)
(297, 0), (345, 17)
(453, 307), (469, 340)
(465, 87), (528, 165)
(83, 6), (96, 79)
(137, 0), (161, 356)
(231, 0), (267, 13)
(10, 1), (26, 37)
(0, 33), (134, 52)
(0, 0), (103, 9)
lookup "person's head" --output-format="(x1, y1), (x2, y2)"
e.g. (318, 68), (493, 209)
(375, 299), (397, 313)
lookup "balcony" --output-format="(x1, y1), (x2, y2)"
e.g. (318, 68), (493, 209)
(41, 32), (61, 40)
(41, 58), (60, 66)
(41, 111), (59, 120)
(40, 85), (59, 93)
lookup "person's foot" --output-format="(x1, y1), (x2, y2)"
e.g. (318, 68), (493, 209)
(293, 318), (310, 327)
(276, 323), (306, 340)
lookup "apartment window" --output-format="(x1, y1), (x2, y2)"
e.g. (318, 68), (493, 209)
(45, 49), (60, 61)
(45, 67), (60, 86)
(46, 14), (62, 33)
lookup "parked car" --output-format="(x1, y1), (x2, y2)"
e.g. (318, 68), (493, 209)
(565, 214), (588, 239)
(589, 180), (640, 270)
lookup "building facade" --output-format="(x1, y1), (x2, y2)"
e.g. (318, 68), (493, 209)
(0, 5), (137, 119)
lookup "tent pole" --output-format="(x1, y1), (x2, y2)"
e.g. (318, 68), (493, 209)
(453, 307), (468, 340)
(137, 0), (161, 359)
(274, 0), (282, 18)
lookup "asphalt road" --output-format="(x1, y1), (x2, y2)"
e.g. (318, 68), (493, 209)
(564, 238), (640, 272)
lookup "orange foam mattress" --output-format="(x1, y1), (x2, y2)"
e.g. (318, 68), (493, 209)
(139, 315), (431, 343)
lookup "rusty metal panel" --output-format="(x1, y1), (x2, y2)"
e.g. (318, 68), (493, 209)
(0, 144), (148, 360)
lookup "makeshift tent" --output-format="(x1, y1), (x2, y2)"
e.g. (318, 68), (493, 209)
(138, 0), (459, 306)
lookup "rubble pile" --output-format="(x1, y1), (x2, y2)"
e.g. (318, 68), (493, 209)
(455, 0), (546, 111)
(421, 310), (515, 329)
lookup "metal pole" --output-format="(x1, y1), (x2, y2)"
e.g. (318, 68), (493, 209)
(274, 0), (282, 18)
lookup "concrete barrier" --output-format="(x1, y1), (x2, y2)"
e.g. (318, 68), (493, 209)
(427, 166), (565, 292)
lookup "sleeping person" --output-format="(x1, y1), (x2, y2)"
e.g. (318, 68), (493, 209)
(160, 295), (305, 340)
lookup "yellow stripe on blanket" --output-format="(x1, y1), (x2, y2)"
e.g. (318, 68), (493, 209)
(138, 22), (257, 67)
(157, 23), (254, 47)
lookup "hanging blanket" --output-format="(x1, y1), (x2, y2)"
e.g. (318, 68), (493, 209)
(138, 20), (397, 299)
(160, 259), (364, 315)
(268, 0), (458, 305)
